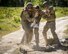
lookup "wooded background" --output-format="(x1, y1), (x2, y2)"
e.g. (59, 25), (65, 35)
(0, 0), (68, 7)
(0, 0), (68, 37)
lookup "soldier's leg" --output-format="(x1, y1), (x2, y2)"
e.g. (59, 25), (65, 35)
(21, 28), (33, 45)
(20, 26), (33, 52)
(50, 22), (61, 45)
(21, 31), (29, 45)
(21, 23), (33, 45)
(26, 28), (33, 44)
(42, 23), (49, 46)
(34, 28), (39, 46)
(21, 32), (26, 44)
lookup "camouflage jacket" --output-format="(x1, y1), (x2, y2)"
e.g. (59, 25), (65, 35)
(20, 10), (35, 24)
(34, 10), (44, 24)
(43, 7), (56, 22)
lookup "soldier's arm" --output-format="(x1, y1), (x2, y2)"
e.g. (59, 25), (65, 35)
(20, 10), (27, 20)
(41, 10), (49, 19)
(31, 12), (39, 27)
(54, 11), (56, 18)
(31, 17), (39, 28)
(33, 10), (42, 23)
(24, 11), (34, 22)
(52, 10), (56, 18)
(20, 11), (32, 22)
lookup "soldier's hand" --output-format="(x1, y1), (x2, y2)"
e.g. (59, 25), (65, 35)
(31, 23), (35, 27)
(27, 18), (32, 22)
(31, 23), (39, 28)
(33, 24), (39, 28)
(35, 12), (39, 17)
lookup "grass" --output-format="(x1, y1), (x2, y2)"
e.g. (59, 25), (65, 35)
(0, 7), (22, 37)
(55, 7), (68, 18)
(0, 7), (68, 37)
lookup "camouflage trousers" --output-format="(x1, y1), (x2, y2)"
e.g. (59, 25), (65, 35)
(21, 22), (39, 46)
(34, 25), (39, 46)
(43, 21), (60, 46)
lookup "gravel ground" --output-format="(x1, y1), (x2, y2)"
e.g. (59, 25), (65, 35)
(0, 16), (68, 54)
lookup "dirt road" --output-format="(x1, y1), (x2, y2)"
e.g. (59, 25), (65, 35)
(0, 16), (68, 54)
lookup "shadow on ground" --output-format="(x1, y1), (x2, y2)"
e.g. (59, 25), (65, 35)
(32, 45), (68, 52)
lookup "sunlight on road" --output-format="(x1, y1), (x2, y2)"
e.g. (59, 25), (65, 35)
(0, 16), (68, 54)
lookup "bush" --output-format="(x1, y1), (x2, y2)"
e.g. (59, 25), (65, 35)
(0, 7), (22, 37)
(55, 7), (68, 17)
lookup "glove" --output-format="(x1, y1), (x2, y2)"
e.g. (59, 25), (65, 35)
(31, 23), (39, 28)
(31, 23), (35, 27)
(33, 24), (39, 28)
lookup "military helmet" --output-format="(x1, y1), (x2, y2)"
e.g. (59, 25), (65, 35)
(34, 5), (40, 9)
(49, 6), (53, 10)
(25, 2), (33, 11)
(43, 1), (48, 5)
(26, 2), (33, 6)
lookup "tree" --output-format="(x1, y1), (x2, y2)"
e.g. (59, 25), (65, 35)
(0, 0), (68, 7)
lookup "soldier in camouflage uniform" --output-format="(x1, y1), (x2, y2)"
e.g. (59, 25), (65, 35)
(42, 1), (61, 47)
(31, 5), (44, 47)
(20, 3), (43, 47)
(20, 2), (35, 45)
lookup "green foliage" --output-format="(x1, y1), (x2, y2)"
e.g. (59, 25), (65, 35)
(14, 17), (20, 23)
(0, 0), (68, 7)
(55, 7), (68, 17)
(0, 7), (22, 37)
(24, 0), (68, 7)
(0, 7), (68, 37)
(24, 0), (45, 6)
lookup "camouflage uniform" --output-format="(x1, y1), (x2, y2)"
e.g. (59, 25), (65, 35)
(43, 6), (60, 46)
(32, 6), (43, 46)
(20, 4), (35, 44)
